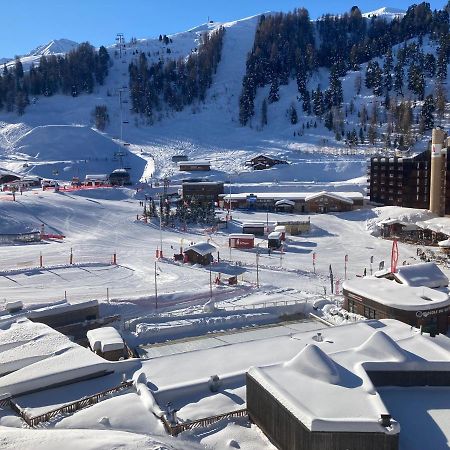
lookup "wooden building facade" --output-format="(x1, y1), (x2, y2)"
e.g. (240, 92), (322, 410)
(343, 285), (450, 335)
(178, 161), (211, 171)
(247, 373), (398, 450)
(182, 181), (224, 202)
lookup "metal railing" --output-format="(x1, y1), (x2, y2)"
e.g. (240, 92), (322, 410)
(8, 380), (133, 427)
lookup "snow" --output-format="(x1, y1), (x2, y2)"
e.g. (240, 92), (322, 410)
(0, 318), (112, 397)
(395, 262), (449, 289)
(0, 426), (202, 450)
(247, 320), (450, 433)
(342, 277), (450, 311)
(362, 7), (406, 20)
(304, 191), (354, 204)
(223, 191), (364, 201)
(184, 242), (217, 256)
(87, 327), (124, 353)
(379, 387), (450, 450)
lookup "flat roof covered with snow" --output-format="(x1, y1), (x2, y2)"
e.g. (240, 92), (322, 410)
(0, 318), (109, 396)
(248, 321), (450, 434)
(343, 277), (450, 311)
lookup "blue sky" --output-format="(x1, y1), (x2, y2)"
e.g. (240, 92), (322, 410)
(3, 0), (446, 57)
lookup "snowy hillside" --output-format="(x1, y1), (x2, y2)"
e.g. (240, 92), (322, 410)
(26, 38), (79, 57)
(2, 39), (79, 72)
(362, 7), (406, 20)
(0, 4), (448, 188)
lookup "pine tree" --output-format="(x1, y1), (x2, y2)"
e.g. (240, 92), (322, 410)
(394, 62), (404, 96)
(420, 94), (435, 131)
(261, 99), (268, 127)
(302, 90), (311, 114)
(435, 82), (447, 124)
(268, 76), (280, 103)
(324, 110), (333, 130)
(329, 65), (343, 107)
(312, 86), (324, 116)
(383, 49), (393, 92)
(289, 104), (298, 124)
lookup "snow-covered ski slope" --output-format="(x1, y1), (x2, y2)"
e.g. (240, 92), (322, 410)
(0, 14), (369, 187)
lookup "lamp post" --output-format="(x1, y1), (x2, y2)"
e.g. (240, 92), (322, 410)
(154, 260), (158, 310)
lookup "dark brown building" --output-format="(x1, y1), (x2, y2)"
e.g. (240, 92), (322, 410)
(183, 242), (217, 265)
(342, 278), (450, 334)
(178, 160), (211, 171)
(368, 151), (430, 209)
(182, 181), (224, 202)
(245, 154), (288, 170)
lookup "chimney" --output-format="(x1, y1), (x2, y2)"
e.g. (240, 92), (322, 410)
(429, 128), (447, 216)
(380, 414), (391, 427)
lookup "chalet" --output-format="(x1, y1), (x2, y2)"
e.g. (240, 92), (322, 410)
(183, 242), (217, 265)
(229, 233), (255, 249)
(221, 191), (363, 213)
(343, 277), (450, 334)
(0, 169), (20, 185)
(245, 155), (287, 170)
(304, 191), (354, 213)
(182, 181), (224, 202)
(178, 160), (211, 172)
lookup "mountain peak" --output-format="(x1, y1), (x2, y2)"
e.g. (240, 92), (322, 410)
(362, 6), (406, 20)
(26, 39), (79, 57)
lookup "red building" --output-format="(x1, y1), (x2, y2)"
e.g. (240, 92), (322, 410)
(229, 233), (255, 249)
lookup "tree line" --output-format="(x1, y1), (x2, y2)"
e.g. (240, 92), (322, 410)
(0, 43), (110, 115)
(128, 27), (225, 121)
(239, 2), (450, 127)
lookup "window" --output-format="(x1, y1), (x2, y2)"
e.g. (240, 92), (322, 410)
(363, 305), (377, 319)
(347, 299), (357, 313)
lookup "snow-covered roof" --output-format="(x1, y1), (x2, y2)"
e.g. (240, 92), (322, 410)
(223, 191), (363, 201)
(304, 191), (354, 204)
(249, 322), (450, 434)
(438, 239), (450, 248)
(229, 233), (255, 239)
(184, 242), (217, 256)
(343, 277), (450, 311)
(268, 232), (282, 239)
(275, 199), (295, 207)
(85, 174), (109, 180)
(178, 160), (211, 166)
(87, 327), (124, 353)
(416, 218), (450, 236)
(395, 263), (448, 289)
(242, 222), (265, 228)
(0, 318), (108, 397)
